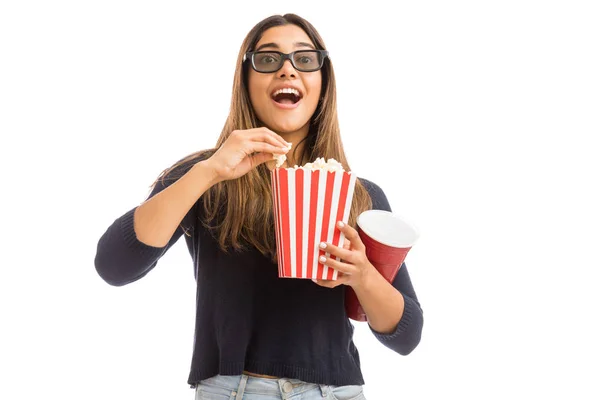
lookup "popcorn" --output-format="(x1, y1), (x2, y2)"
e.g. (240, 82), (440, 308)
(273, 142), (293, 168)
(273, 149), (347, 173)
(293, 157), (346, 173)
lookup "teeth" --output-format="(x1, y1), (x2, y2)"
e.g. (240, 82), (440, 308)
(273, 88), (300, 97)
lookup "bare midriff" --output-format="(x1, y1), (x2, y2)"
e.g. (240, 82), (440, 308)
(243, 370), (279, 379)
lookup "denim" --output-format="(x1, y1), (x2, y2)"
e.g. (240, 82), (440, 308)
(195, 374), (366, 400)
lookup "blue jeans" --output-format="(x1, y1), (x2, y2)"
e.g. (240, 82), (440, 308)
(195, 374), (366, 400)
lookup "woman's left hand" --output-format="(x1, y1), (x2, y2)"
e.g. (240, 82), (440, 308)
(312, 221), (376, 289)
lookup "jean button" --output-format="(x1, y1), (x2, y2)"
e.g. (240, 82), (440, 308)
(283, 381), (293, 393)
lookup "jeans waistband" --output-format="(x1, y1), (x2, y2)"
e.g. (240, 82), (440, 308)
(196, 373), (328, 399)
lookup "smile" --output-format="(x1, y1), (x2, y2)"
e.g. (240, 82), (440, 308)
(271, 87), (303, 109)
(271, 98), (301, 109)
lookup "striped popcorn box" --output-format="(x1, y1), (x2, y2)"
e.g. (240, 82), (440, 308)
(271, 167), (358, 280)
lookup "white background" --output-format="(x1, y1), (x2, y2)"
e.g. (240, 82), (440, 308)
(1, 1), (599, 399)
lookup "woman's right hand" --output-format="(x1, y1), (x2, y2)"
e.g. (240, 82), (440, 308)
(203, 127), (291, 182)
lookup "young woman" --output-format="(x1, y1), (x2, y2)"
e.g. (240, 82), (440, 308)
(95, 13), (423, 400)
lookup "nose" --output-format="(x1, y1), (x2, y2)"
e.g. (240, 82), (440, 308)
(278, 59), (297, 78)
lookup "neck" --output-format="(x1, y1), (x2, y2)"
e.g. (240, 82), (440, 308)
(277, 125), (309, 167)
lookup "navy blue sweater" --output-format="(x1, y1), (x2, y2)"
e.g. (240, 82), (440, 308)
(94, 163), (423, 387)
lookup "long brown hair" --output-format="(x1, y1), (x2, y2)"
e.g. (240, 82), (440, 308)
(153, 14), (372, 262)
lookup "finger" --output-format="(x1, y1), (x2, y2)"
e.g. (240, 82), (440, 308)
(255, 132), (291, 151)
(318, 255), (355, 274)
(312, 279), (334, 288)
(314, 280), (341, 288)
(319, 242), (353, 262)
(336, 221), (365, 251)
(343, 238), (351, 250)
(240, 128), (288, 150)
(312, 275), (350, 288)
(245, 134), (289, 154)
(248, 142), (289, 156)
(250, 152), (276, 167)
(263, 128), (292, 149)
(251, 128), (290, 149)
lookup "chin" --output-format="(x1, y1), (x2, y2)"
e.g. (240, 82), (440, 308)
(268, 120), (308, 134)
(275, 124), (305, 133)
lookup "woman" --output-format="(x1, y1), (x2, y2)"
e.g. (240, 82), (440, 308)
(95, 13), (423, 399)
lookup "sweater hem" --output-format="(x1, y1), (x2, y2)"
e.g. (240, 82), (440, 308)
(187, 359), (364, 388)
(370, 291), (415, 341)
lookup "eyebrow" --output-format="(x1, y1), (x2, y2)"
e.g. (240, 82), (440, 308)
(255, 41), (316, 51)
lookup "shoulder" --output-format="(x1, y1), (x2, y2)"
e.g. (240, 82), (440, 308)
(358, 177), (383, 196)
(358, 177), (392, 212)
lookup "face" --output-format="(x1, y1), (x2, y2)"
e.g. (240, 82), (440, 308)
(248, 25), (323, 137)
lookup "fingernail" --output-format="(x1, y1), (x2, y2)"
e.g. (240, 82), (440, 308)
(311, 279), (318, 283)
(319, 256), (327, 263)
(337, 221), (345, 228)
(319, 242), (327, 249)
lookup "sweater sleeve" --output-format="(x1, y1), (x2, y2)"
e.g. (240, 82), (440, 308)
(94, 162), (198, 287)
(358, 178), (424, 355)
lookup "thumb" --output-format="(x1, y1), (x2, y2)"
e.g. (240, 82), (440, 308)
(250, 152), (275, 167)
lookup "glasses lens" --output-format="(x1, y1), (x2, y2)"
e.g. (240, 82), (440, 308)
(253, 52), (282, 72)
(293, 51), (322, 71)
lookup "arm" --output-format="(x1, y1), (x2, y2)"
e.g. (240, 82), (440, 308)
(356, 179), (424, 355)
(94, 128), (291, 287)
(94, 159), (219, 286)
(356, 261), (423, 355)
(315, 179), (424, 355)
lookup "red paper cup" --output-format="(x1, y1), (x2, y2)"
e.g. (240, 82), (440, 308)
(345, 210), (420, 321)
(271, 167), (357, 280)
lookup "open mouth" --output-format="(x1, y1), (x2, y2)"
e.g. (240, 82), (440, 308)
(271, 88), (302, 105)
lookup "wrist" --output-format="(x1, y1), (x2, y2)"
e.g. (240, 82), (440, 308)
(195, 159), (222, 186)
(352, 263), (379, 292)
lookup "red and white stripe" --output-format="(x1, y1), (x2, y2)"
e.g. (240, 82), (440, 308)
(271, 168), (357, 280)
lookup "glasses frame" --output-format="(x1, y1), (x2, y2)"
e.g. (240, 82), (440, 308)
(243, 50), (329, 73)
